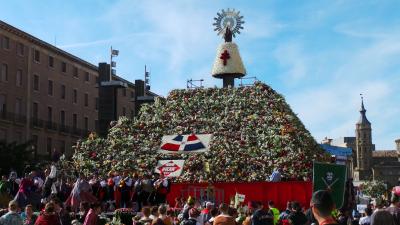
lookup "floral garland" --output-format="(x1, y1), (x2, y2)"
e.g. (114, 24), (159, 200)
(63, 82), (329, 182)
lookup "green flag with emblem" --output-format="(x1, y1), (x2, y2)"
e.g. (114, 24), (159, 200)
(313, 162), (347, 208)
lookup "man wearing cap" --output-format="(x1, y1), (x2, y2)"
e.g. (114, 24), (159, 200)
(201, 202), (214, 225)
(386, 186), (400, 225)
(310, 190), (337, 225)
(0, 200), (23, 225)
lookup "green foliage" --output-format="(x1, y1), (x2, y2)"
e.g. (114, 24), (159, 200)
(360, 180), (387, 198)
(0, 141), (34, 175)
(62, 82), (329, 182)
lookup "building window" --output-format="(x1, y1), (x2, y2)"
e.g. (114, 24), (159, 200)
(17, 43), (24, 56)
(73, 89), (77, 103)
(61, 62), (67, 73)
(34, 49), (40, 62)
(123, 88), (126, 97)
(95, 97), (98, 110)
(122, 107), (126, 116)
(47, 106), (52, 123)
(84, 117), (88, 131)
(33, 75), (39, 91)
(84, 93), (88, 107)
(2, 36), (10, 49)
(48, 56), (54, 68)
(47, 137), (52, 156)
(1, 63), (8, 82)
(73, 67), (78, 78)
(72, 113), (77, 129)
(15, 98), (22, 115)
(85, 72), (90, 82)
(131, 91), (134, 98)
(0, 129), (6, 142)
(95, 77), (99, 84)
(16, 69), (22, 87)
(32, 102), (38, 119)
(95, 120), (98, 131)
(60, 110), (65, 126)
(61, 84), (66, 99)
(0, 95), (6, 115)
(131, 110), (134, 118)
(48, 80), (53, 96)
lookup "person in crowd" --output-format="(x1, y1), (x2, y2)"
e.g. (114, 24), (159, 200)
(140, 207), (154, 225)
(386, 186), (400, 225)
(83, 202), (102, 225)
(149, 206), (159, 220)
(242, 208), (253, 225)
(201, 202), (214, 225)
(154, 204), (173, 225)
(181, 197), (196, 220)
(76, 201), (90, 224)
(268, 201), (280, 225)
(269, 168), (282, 182)
(310, 190), (337, 225)
(113, 171), (122, 208)
(41, 166), (57, 204)
(119, 170), (133, 208)
(0, 200), (23, 225)
(181, 208), (201, 225)
(288, 201), (307, 225)
(34, 202), (61, 225)
(65, 173), (97, 212)
(21, 204), (37, 225)
(252, 201), (274, 225)
(359, 207), (372, 225)
(8, 172), (19, 197)
(88, 174), (100, 201)
(0, 176), (11, 208)
(141, 174), (154, 207)
(133, 174), (144, 212)
(279, 201), (292, 225)
(154, 173), (170, 205)
(214, 203), (236, 225)
(106, 171), (115, 207)
(14, 172), (35, 209)
(371, 210), (395, 225)
(50, 198), (71, 225)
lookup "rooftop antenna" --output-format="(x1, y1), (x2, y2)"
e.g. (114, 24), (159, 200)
(54, 35), (57, 47)
(187, 79), (204, 89)
(110, 46), (119, 80)
(145, 65), (150, 95)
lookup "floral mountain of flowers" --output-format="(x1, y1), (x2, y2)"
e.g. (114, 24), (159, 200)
(67, 82), (329, 182)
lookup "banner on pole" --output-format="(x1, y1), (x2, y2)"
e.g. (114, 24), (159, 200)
(155, 160), (185, 177)
(313, 162), (347, 208)
(158, 134), (212, 154)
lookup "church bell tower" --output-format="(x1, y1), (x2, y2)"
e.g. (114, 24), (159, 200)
(354, 96), (374, 181)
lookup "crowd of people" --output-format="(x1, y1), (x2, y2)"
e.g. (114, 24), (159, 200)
(1, 163), (400, 225)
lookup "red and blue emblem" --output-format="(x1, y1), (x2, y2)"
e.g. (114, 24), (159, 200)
(161, 134), (206, 152)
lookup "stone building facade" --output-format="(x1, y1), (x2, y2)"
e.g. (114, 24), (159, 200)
(0, 20), (156, 158)
(324, 99), (400, 187)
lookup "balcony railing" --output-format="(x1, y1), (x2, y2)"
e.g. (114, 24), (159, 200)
(0, 110), (93, 138)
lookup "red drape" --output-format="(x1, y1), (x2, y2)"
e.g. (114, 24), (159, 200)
(167, 181), (312, 210)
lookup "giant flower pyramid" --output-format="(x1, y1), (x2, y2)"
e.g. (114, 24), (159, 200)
(66, 82), (329, 182)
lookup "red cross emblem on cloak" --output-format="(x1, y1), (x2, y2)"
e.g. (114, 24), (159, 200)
(220, 50), (230, 66)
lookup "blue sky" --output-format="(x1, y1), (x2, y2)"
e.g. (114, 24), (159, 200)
(2, 0), (400, 149)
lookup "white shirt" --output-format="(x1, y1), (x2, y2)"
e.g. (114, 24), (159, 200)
(359, 216), (371, 225)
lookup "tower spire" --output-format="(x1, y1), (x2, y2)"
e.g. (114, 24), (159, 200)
(358, 94), (370, 125)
